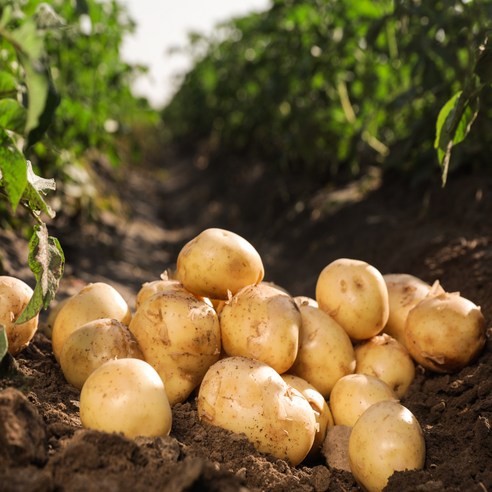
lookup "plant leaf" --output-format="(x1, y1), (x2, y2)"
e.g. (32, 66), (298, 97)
(0, 98), (27, 133)
(21, 161), (56, 218)
(16, 223), (64, 324)
(0, 325), (8, 362)
(0, 127), (28, 210)
(0, 71), (18, 97)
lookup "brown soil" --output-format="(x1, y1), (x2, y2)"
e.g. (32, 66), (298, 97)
(1, 149), (491, 492)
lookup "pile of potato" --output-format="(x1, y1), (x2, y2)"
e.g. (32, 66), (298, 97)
(1, 227), (487, 492)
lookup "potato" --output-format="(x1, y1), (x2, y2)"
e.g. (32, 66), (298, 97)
(0, 276), (38, 355)
(405, 292), (486, 373)
(80, 358), (172, 438)
(315, 258), (389, 341)
(219, 283), (301, 374)
(290, 304), (355, 398)
(129, 289), (221, 405)
(329, 373), (398, 427)
(197, 356), (317, 466)
(281, 374), (334, 461)
(348, 400), (425, 492)
(51, 282), (132, 361)
(176, 228), (265, 300)
(293, 296), (318, 309)
(355, 333), (415, 398)
(384, 273), (444, 347)
(59, 318), (144, 389)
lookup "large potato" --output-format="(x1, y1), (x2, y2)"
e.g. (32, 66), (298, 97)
(290, 304), (355, 398)
(197, 356), (317, 466)
(129, 289), (221, 405)
(355, 333), (415, 398)
(349, 401), (425, 492)
(59, 318), (144, 389)
(51, 282), (132, 361)
(384, 273), (444, 347)
(176, 228), (265, 300)
(219, 283), (301, 374)
(405, 292), (486, 373)
(315, 258), (389, 341)
(0, 276), (38, 355)
(80, 358), (172, 438)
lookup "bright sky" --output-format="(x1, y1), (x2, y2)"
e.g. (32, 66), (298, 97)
(120, 0), (271, 108)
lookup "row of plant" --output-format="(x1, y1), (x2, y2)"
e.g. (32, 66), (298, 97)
(162, 0), (492, 184)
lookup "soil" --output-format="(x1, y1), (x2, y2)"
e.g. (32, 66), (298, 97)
(1, 148), (491, 492)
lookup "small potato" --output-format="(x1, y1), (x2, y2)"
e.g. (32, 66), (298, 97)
(349, 400), (425, 492)
(405, 292), (486, 373)
(176, 228), (265, 300)
(51, 282), (132, 361)
(59, 318), (144, 389)
(290, 304), (356, 398)
(281, 374), (334, 461)
(0, 276), (38, 355)
(219, 283), (301, 374)
(316, 258), (389, 341)
(197, 356), (317, 466)
(355, 333), (415, 398)
(384, 273), (444, 347)
(129, 289), (221, 405)
(80, 358), (172, 438)
(329, 373), (398, 427)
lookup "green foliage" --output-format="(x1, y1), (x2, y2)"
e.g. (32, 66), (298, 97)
(0, 325), (7, 363)
(163, 0), (492, 182)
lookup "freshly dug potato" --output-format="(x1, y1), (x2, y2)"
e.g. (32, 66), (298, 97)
(290, 304), (355, 398)
(281, 374), (334, 461)
(129, 289), (221, 405)
(176, 228), (265, 300)
(0, 276), (38, 355)
(315, 258), (389, 341)
(219, 283), (301, 374)
(355, 333), (415, 398)
(405, 292), (486, 373)
(197, 356), (317, 466)
(80, 358), (172, 438)
(293, 296), (318, 309)
(329, 373), (398, 427)
(59, 318), (144, 389)
(384, 273), (444, 347)
(349, 400), (425, 492)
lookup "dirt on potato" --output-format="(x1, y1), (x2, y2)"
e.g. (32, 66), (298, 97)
(1, 149), (491, 492)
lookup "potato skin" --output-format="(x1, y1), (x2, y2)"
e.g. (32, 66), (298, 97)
(315, 258), (389, 341)
(176, 228), (265, 300)
(219, 283), (301, 374)
(129, 289), (221, 405)
(290, 304), (355, 398)
(51, 282), (132, 361)
(197, 356), (316, 466)
(59, 318), (144, 389)
(405, 292), (486, 373)
(0, 276), (39, 355)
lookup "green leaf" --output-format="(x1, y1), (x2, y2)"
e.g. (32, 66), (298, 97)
(0, 71), (17, 97)
(16, 223), (64, 324)
(0, 98), (27, 133)
(0, 127), (28, 210)
(0, 325), (8, 362)
(21, 161), (56, 218)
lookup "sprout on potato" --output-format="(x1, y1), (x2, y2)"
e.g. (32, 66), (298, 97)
(290, 304), (356, 398)
(405, 292), (486, 373)
(355, 333), (415, 398)
(329, 373), (398, 427)
(176, 227), (265, 300)
(0, 276), (39, 355)
(315, 258), (389, 341)
(129, 289), (221, 405)
(59, 318), (144, 389)
(51, 282), (132, 361)
(219, 283), (301, 374)
(197, 356), (317, 466)
(80, 358), (172, 438)
(348, 400), (425, 492)
(383, 273), (444, 347)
